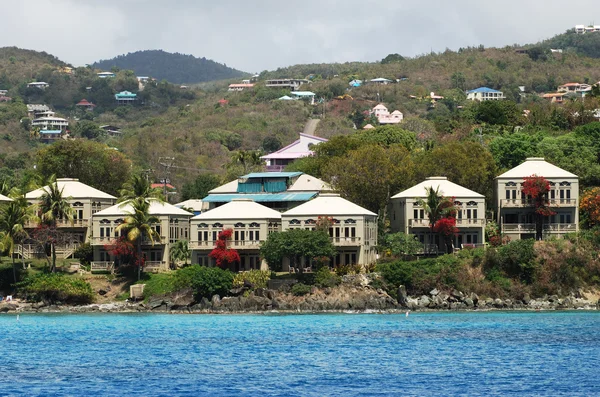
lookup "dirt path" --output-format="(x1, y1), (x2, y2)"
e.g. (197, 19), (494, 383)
(302, 118), (320, 135)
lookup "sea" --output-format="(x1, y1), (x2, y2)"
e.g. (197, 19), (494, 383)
(0, 311), (598, 396)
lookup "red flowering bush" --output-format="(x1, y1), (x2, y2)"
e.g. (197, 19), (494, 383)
(522, 174), (556, 217)
(433, 217), (458, 236)
(209, 229), (241, 269)
(103, 237), (142, 266)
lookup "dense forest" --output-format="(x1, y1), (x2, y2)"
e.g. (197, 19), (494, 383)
(91, 50), (247, 84)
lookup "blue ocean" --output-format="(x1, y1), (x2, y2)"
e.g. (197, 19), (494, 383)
(1, 312), (599, 396)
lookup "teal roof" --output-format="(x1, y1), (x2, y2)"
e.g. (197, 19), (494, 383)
(115, 91), (137, 99)
(40, 130), (62, 134)
(203, 192), (317, 203)
(241, 172), (302, 179)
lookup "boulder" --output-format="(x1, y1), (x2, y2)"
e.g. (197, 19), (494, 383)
(464, 297), (474, 307)
(451, 289), (465, 300)
(168, 288), (195, 309)
(430, 288), (439, 296)
(522, 294), (531, 305)
(211, 295), (221, 307)
(418, 295), (431, 308)
(147, 298), (165, 310)
(0, 303), (17, 312)
(397, 285), (408, 307)
(493, 298), (504, 308)
(470, 293), (479, 305)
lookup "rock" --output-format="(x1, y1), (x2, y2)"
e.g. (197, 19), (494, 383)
(464, 297), (474, 307)
(418, 295), (430, 308)
(168, 288), (195, 309)
(451, 289), (465, 300)
(470, 293), (479, 305)
(98, 289), (108, 296)
(229, 287), (246, 296)
(493, 298), (504, 308)
(211, 295), (221, 307)
(430, 288), (439, 296)
(0, 303), (17, 312)
(397, 285), (408, 307)
(522, 294), (531, 305)
(254, 288), (275, 300)
(548, 295), (559, 303)
(147, 298), (164, 309)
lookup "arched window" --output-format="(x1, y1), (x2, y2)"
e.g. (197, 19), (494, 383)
(234, 222), (246, 228)
(249, 222), (260, 228)
(305, 219), (316, 225)
(212, 222), (223, 228)
(467, 201), (477, 207)
(289, 219), (301, 225)
(344, 218), (356, 224)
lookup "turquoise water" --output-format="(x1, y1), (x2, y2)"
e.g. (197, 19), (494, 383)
(1, 312), (599, 396)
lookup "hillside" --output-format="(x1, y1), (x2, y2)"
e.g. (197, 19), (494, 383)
(91, 50), (247, 84)
(540, 29), (600, 58)
(0, 46), (69, 87)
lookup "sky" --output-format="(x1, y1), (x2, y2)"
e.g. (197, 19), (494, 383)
(1, 0), (597, 72)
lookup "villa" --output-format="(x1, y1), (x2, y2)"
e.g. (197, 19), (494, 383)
(39, 129), (63, 143)
(90, 200), (192, 273)
(265, 79), (310, 91)
(557, 83), (591, 95)
(202, 171), (332, 212)
(466, 87), (504, 101)
(290, 91), (316, 104)
(261, 133), (328, 172)
(370, 78), (393, 85)
(99, 125), (122, 136)
(389, 177), (486, 252)
(228, 83), (254, 91)
(496, 158), (579, 240)
(370, 104), (403, 124)
(97, 72), (116, 78)
(31, 116), (69, 131)
(75, 99), (96, 111)
(281, 193), (378, 269)
(189, 198), (282, 270)
(27, 82), (49, 89)
(26, 104), (53, 118)
(18, 178), (117, 260)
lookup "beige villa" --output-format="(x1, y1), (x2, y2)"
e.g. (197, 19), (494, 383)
(20, 178), (116, 259)
(189, 198), (282, 271)
(389, 177), (486, 251)
(90, 200), (192, 272)
(496, 157), (579, 240)
(281, 193), (378, 269)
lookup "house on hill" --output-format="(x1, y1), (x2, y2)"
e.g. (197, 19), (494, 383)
(370, 78), (393, 85)
(389, 177), (486, 252)
(0, 96), (11, 102)
(31, 116), (69, 131)
(265, 79), (310, 91)
(189, 199), (282, 270)
(75, 99), (96, 111)
(26, 104), (53, 118)
(115, 91), (137, 104)
(370, 104), (403, 124)
(290, 91), (316, 104)
(466, 87), (504, 101)
(27, 82), (49, 89)
(228, 83), (254, 91)
(557, 83), (591, 95)
(261, 133), (328, 172)
(39, 129), (63, 143)
(202, 171), (332, 212)
(496, 158), (579, 241)
(97, 72), (116, 78)
(99, 125), (122, 136)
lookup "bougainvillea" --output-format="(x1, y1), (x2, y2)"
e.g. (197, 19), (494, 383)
(315, 216), (334, 232)
(580, 187), (600, 228)
(103, 236), (142, 266)
(433, 217), (458, 236)
(209, 228), (241, 269)
(522, 174), (556, 240)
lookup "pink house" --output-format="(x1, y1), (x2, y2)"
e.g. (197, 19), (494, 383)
(370, 103), (403, 124)
(261, 133), (328, 172)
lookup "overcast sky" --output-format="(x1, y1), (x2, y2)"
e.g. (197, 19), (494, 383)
(1, 0), (596, 72)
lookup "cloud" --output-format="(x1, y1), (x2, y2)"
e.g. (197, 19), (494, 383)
(0, 0), (593, 72)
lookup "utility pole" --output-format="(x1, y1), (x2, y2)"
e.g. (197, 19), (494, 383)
(158, 157), (175, 202)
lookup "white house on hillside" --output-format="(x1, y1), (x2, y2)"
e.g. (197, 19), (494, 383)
(496, 158), (579, 241)
(466, 87), (504, 101)
(261, 133), (328, 172)
(282, 193), (378, 269)
(389, 177), (486, 251)
(370, 104), (403, 124)
(189, 199), (282, 271)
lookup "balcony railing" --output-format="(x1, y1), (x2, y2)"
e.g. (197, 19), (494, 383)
(331, 237), (361, 246)
(144, 261), (168, 273)
(501, 199), (576, 208)
(189, 240), (262, 249)
(501, 223), (576, 233)
(265, 164), (285, 172)
(25, 219), (89, 228)
(409, 219), (485, 227)
(91, 262), (114, 273)
(91, 235), (166, 245)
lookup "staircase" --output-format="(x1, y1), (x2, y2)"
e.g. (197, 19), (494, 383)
(15, 243), (79, 260)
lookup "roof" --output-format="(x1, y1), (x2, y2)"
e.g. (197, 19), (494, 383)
(228, 83), (254, 88)
(94, 199), (192, 217)
(26, 104), (50, 111)
(542, 93), (567, 98)
(363, 124), (375, 129)
(283, 193), (377, 217)
(467, 87), (503, 94)
(40, 129), (62, 134)
(286, 174), (332, 191)
(278, 95), (295, 100)
(261, 133), (328, 160)
(25, 178), (116, 200)
(115, 91), (137, 98)
(192, 199), (281, 221)
(496, 158), (577, 179)
(151, 183), (175, 190)
(240, 172), (303, 179)
(371, 78), (392, 82)
(391, 177), (484, 199)
(175, 199), (203, 211)
(203, 192), (318, 203)
(33, 117), (67, 122)
(76, 99), (95, 106)
(209, 179), (239, 194)
(373, 104), (388, 110)
(290, 91), (316, 96)
(0, 193), (12, 202)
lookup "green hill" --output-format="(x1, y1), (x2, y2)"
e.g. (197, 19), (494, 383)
(539, 29), (600, 58)
(91, 50), (247, 84)
(0, 46), (69, 88)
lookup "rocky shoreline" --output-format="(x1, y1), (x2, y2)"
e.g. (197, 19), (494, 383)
(1, 279), (598, 314)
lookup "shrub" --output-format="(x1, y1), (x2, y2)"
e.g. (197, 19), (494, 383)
(314, 267), (341, 288)
(16, 273), (94, 304)
(173, 265), (233, 300)
(232, 270), (271, 290)
(73, 243), (93, 266)
(291, 283), (312, 296)
(493, 239), (536, 283)
(140, 273), (176, 299)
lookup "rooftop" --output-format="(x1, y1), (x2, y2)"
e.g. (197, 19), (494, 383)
(392, 177), (484, 199)
(497, 158), (578, 179)
(283, 193), (377, 217)
(26, 178), (116, 200)
(467, 87), (503, 94)
(192, 199), (281, 221)
(94, 199), (192, 217)
(202, 191), (318, 203)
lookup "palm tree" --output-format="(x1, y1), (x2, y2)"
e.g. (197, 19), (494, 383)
(116, 198), (160, 280)
(119, 174), (164, 203)
(0, 196), (36, 282)
(39, 182), (74, 272)
(230, 150), (264, 174)
(170, 239), (190, 269)
(417, 186), (454, 253)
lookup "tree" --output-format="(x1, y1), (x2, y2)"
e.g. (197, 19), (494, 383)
(36, 140), (132, 196)
(521, 175), (555, 240)
(229, 150), (264, 175)
(260, 229), (336, 272)
(356, 125), (417, 150)
(381, 53), (405, 64)
(39, 182), (75, 272)
(73, 120), (102, 140)
(580, 187), (600, 229)
(0, 195), (35, 282)
(170, 239), (190, 268)
(119, 173), (164, 203)
(384, 233), (423, 257)
(115, 199), (160, 280)
(209, 229), (240, 270)
(180, 174), (220, 201)
(417, 187), (457, 253)
(262, 136), (282, 153)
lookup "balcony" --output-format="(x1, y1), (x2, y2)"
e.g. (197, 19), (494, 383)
(91, 262), (114, 273)
(501, 199), (576, 208)
(265, 164), (285, 172)
(144, 261), (168, 273)
(409, 219), (485, 228)
(25, 219), (89, 228)
(90, 235), (166, 245)
(189, 240), (261, 250)
(501, 223), (576, 233)
(331, 237), (361, 246)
